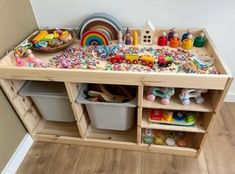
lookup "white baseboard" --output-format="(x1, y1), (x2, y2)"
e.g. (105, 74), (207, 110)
(1, 134), (33, 174)
(225, 92), (235, 102)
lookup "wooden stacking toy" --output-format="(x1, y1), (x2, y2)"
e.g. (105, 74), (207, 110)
(169, 33), (180, 48)
(157, 32), (168, 46)
(182, 34), (193, 50)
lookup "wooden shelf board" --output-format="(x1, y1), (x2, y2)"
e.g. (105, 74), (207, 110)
(140, 143), (197, 156)
(34, 119), (80, 137)
(142, 109), (206, 133)
(142, 94), (213, 112)
(85, 124), (137, 143)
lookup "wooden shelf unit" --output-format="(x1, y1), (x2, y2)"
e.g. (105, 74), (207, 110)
(0, 28), (233, 157)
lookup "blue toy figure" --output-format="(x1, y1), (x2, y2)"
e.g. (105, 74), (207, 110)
(167, 28), (175, 41)
(181, 29), (191, 41)
(147, 87), (175, 105)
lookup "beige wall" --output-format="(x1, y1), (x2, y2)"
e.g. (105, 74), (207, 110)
(0, 89), (26, 170)
(0, 0), (37, 170)
(0, 0), (38, 57)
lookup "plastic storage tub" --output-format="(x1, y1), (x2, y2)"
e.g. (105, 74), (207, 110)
(19, 81), (75, 122)
(76, 84), (136, 131)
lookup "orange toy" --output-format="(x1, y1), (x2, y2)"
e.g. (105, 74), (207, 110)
(169, 33), (180, 48)
(182, 34), (193, 50)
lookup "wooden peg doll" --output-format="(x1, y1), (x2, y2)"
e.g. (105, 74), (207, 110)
(167, 28), (175, 41)
(125, 28), (132, 45)
(182, 29), (191, 41)
(182, 34), (193, 50)
(169, 33), (180, 48)
(157, 32), (168, 46)
(193, 32), (205, 47)
(133, 31), (139, 46)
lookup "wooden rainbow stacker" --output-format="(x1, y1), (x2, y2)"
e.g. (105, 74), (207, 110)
(0, 28), (232, 157)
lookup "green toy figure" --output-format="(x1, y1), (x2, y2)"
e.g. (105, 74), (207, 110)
(193, 32), (205, 47)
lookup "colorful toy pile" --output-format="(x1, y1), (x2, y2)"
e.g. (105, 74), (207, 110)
(31, 29), (74, 52)
(142, 129), (190, 147)
(11, 13), (220, 75)
(48, 45), (218, 74)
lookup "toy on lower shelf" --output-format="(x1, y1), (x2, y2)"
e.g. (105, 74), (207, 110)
(142, 129), (188, 147)
(149, 109), (198, 126)
(142, 129), (154, 144)
(147, 87), (175, 105)
(179, 89), (208, 105)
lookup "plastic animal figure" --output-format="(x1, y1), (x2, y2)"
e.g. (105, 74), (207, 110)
(147, 87), (175, 105)
(179, 89), (208, 105)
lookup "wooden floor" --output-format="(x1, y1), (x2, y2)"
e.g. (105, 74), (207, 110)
(17, 103), (235, 174)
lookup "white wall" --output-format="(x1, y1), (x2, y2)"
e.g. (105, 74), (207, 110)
(31, 0), (235, 100)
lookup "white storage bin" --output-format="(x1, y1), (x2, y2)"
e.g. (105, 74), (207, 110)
(19, 81), (75, 122)
(76, 84), (136, 131)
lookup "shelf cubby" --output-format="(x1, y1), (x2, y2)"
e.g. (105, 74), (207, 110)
(142, 109), (206, 133)
(85, 124), (137, 143)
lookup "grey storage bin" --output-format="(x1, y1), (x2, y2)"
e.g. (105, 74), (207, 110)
(76, 84), (136, 131)
(19, 81), (75, 122)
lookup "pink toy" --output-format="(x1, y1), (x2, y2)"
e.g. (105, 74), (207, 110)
(27, 50), (47, 67)
(147, 87), (175, 105)
(15, 55), (24, 66)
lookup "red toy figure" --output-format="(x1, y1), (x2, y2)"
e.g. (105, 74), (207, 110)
(169, 33), (180, 48)
(157, 32), (168, 46)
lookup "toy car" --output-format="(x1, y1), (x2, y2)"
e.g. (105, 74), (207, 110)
(141, 55), (155, 67)
(158, 55), (173, 67)
(125, 53), (139, 64)
(109, 55), (124, 64)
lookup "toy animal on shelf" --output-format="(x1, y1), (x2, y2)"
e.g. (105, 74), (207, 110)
(142, 129), (154, 144)
(179, 89), (208, 105)
(147, 87), (175, 105)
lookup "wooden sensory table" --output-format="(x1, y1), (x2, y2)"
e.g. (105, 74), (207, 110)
(0, 28), (232, 157)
